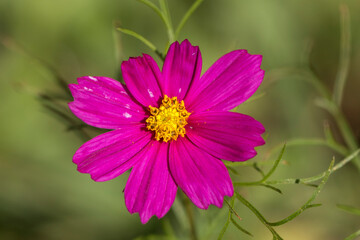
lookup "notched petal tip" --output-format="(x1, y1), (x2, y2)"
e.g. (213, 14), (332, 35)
(187, 111), (265, 162)
(68, 83), (79, 97)
(130, 211), (162, 224)
(72, 127), (152, 182)
(121, 54), (163, 107)
(67, 74), (147, 129)
(124, 142), (177, 225)
(162, 39), (202, 101)
(140, 214), (151, 224)
(215, 189), (234, 209)
(90, 174), (113, 182)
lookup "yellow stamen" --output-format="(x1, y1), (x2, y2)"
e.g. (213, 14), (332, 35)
(146, 95), (191, 142)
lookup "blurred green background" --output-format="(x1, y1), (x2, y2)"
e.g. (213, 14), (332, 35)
(1, 0), (360, 239)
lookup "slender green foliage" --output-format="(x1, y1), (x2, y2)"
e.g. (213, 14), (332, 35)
(116, 27), (163, 59)
(264, 149), (359, 185)
(344, 229), (360, 240)
(233, 144), (286, 186)
(268, 159), (333, 226)
(253, 162), (266, 177)
(218, 198), (236, 240)
(333, 4), (351, 106)
(219, 198), (251, 239)
(230, 218), (253, 237)
(217, 208), (231, 240)
(41, 103), (90, 141)
(137, 0), (167, 24)
(224, 198), (241, 220)
(235, 193), (283, 240)
(337, 204), (360, 216)
(159, 0), (175, 43)
(258, 184), (282, 194)
(122, 0), (204, 56)
(337, 203), (360, 240)
(232, 159), (333, 238)
(1, 37), (72, 98)
(262, 5), (359, 171)
(175, 0), (204, 38)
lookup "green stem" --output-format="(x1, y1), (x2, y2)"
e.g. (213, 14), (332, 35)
(305, 70), (332, 100)
(159, 0), (175, 43)
(175, 0), (204, 38)
(268, 65), (360, 171)
(235, 193), (283, 240)
(333, 4), (351, 106)
(234, 145), (285, 186)
(138, 0), (167, 24)
(316, 99), (360, 170)
(116, 27), (165, 61)
(333, 108), (359, 155)
(337, 204), (360, 216)
(263, 149), (359, 185)
(224, 198), (241, 220)
(184, 197), (197, 240)
(268, 159), (334, 226)
(345, 229), (360, 240)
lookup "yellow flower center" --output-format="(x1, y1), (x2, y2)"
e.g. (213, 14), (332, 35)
(146, 95), (191, 142)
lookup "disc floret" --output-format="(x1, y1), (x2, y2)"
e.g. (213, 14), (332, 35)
(146, 95), (191, 142)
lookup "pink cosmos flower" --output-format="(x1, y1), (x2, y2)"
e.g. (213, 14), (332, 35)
(68, 39), (265, 224)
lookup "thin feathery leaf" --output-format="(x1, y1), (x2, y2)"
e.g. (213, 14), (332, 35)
(230, 217), (253, 237)
(333, 4), (351, 106)
(159, 0), (175, 43)
(218, 198), (235, 240)
(264, 149), (360, 186)
(42, 104), (90, 141)
(262, 144), (286, 182)
(224, 198), (241, 220)
(344, 229), (360, 240)
(227, 166), (239, 175)
(337, 204), (360, 216)
(258, 184), (282, 194)
(171, 198), (189, 234)
(162, 220), (178, 240)
(323, 120), (336, 143)
(268, 159), (334, 226)
(217, 218), (230, 240)
(253, 162), (265, 177)
(138, 0), (166, 24)
(112, 21), (125, 83)
(235, 193), (283, 240)
(1, 37), (71, 98)
(234, 144), (286, 186)
(116, 27), (164, 60)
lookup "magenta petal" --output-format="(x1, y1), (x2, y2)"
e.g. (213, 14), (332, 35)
(185, 50), (264, 112)
(169, 137), (233, 209)
(68, 76), (146, 129)
(187, 111), (265, 162)
(161, 40), (202, 101)
(125, 141), (177, 224)
(121, 54), (163, 107)
(73, 124), (152, 182)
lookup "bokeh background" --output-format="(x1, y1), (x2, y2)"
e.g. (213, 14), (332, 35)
(1, 0), (360, 239)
